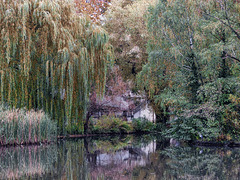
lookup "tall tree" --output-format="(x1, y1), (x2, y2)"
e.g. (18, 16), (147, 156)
(138, 0), (203, 124)
(104, 0), (157, 87)
(104, 0), (169, 122)
(0, 0), (112, 134)
(138, 0), (240, 140)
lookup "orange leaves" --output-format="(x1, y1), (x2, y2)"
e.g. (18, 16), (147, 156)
(74, 0), (111, 22)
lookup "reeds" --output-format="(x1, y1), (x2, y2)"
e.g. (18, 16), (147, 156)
(0, 105), (57, 146)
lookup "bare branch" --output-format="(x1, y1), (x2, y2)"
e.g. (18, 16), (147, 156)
(225, 52), (240, 63)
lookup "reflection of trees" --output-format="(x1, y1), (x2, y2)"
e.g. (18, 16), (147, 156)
(0, 135), (157, 179)
(85, 135), (158, 180)
(56, 137), (156, 180)
(0, 140), (90, 179)
(162, 147), (223, 179)
(132, 146), (240, 180)
(162, 147), (240, 180)
(8, 136), (240, 180)
(56, 140), (90, 180)
(131, 151), (173, 180)
(0, 145), (58, 179)
(131, 134), (164, 149)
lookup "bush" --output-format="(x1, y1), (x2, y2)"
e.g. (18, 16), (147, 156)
(66, 123), (84, 135)
(163, 115), (220, 141)
(91, 115), (132, 134)
(0, 105), (57, 145)
(132, 118), (155, 133)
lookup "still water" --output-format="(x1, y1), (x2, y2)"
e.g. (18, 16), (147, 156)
(0, 134), (240, 180)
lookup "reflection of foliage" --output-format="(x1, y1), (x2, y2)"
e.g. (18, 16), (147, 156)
(86, 134), (159, 153)
(0, 145), (58, 179)
(131, 134), (161, 148)
(6, 135), (240, 180)
(88, 135), (132, 153)
(161, 147), (240, 180)
(0, 139), (91, 180)
(62, 140), (90, 180)
(132, 146), (240, 180)
(0, 135), (157, 179)
(93, 139), (129, 153)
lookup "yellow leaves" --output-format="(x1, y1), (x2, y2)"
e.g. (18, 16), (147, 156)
(229, 94), (240, 105)
(107, 0), (156, 36)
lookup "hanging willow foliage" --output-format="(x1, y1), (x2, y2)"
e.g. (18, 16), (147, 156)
(0, 0), (112, 134)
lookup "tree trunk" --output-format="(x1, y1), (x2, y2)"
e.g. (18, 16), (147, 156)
(84, 112), (91, 134)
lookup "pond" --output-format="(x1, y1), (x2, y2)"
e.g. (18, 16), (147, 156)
(0, 134), (240, 180)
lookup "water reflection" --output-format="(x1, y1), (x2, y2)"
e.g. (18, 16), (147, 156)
(0, 145), (58, 179)
(160, 147), (240, 180)
(1, 135), (240, 179)
(85, 135), (157, 180)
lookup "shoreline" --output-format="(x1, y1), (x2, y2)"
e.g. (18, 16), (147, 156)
(1, 133), (240, 148)
(57, 131), (142, 139)
(192, 140), (240, 148)
(0, 132), (146, 147)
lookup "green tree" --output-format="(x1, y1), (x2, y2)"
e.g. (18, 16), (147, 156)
(105, 0), (172, 123)
(196, 0), (240, 140)
(105, 0), (157, 87)
(138, 0), (240, 140)
(0, 0), (112, 134)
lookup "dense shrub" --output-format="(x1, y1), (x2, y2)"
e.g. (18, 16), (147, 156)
(132, 118), (155, 133)
(0, 106), (57, 145)
(91, 115), (132, 134)
(66, 123), (84, 135)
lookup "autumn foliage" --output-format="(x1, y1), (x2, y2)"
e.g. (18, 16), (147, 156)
(0, 0), (112, 135)
(74, 0), (111, 22)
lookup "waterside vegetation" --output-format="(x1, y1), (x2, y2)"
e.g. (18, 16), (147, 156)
(0, 0), (239, 145)
(0, 105), (56, 146)
(90, 116), (156, 134)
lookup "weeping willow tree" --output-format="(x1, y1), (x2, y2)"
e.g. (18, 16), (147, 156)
(0, 0), (112, 134)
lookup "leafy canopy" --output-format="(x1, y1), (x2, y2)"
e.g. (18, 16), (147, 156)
(138, 0), (240, 140)
(0, 0), (112, 134)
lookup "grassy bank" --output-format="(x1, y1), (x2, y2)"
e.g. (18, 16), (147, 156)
(0, 106), (57, 146)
